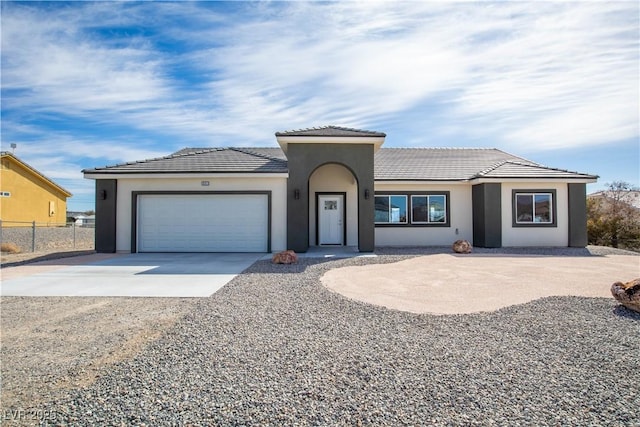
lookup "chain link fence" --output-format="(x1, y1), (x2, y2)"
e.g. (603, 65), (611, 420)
(0, 221), (95, 253)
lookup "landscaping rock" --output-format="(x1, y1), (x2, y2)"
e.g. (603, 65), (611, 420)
(452, 239), (472, 254)
(611, 278), (640, 312)
(36, 252), (640, 426)
(272, 250), (298, 264)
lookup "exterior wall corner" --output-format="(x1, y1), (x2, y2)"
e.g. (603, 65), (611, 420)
(95, 179), (117, 253)
(568, 183), (588, 247)
(472, 183), (502, 248)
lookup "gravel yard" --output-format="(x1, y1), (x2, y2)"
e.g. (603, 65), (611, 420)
(0, 297), (197, 425)
(1, 248), (639, 426)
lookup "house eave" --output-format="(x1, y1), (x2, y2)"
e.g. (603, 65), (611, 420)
(469, 177), (598, 184)
(374, 179), (469, 185)
(83, 172), (289, 180)
(276, 135), (385, 154)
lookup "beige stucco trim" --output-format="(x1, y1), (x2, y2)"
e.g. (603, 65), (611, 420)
(375, 180), (467, 186)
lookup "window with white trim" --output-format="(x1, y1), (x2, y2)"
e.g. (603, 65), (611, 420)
(374, 195), (407, 224)
(514, 191), (555, 225)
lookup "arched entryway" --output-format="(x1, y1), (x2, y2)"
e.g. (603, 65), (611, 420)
(309, 163), (359, 247)
(282, 141), (377, 253)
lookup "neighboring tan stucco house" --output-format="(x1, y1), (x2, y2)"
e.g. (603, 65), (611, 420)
(1, 152), (72, 227)
(83, 126), (598, 253)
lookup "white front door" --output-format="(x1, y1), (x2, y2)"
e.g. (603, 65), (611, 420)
(319, 195), (344, 245)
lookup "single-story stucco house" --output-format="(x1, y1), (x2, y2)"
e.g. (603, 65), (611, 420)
(83, 126), (598, 253)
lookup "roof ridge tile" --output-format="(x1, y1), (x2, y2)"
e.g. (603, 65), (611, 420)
(475, 160), (509, 178)
(276, 125), (386, 137)
(504, 161), (591, 176)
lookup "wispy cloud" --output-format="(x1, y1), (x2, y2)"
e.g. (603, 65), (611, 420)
(452, 2), (638, 150)
(1, 1), (638, 208)
(3, 1), (637, 147)
(181, 1), (638, 149)
(2, 122), (168, 165)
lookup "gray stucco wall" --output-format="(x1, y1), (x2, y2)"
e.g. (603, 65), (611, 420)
(286, 143), (375, 252)
(95, 179), (117, 253)
(568, 183), (588, 247)
(472, 183), (502, 248)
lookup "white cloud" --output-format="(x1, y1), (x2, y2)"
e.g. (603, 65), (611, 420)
(2, 122), (168, 164)
(178, 1), (638, 149)
(450, 2), (639, 150)
(2, 11), (167, 112)
(1, 1), (638, 156)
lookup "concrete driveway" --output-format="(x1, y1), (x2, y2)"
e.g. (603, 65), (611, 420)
(0, 253), (264, 297)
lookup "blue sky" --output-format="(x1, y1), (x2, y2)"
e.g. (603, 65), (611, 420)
(1, 1), (638, 212)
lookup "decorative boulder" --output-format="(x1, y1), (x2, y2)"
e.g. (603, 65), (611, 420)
(452, 239), (472, 254)
(272, 250), (298, 264)
(611, 278), (640, 313)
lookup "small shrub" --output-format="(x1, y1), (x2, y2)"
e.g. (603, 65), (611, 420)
(1, 242), (21, 254)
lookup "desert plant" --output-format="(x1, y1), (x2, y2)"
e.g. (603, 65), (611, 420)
(1, 242), (22, 254)
(588, 181), (640, 251)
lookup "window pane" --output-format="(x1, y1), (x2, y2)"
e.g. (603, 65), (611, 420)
(534, 194), (551, 223)
(374, 196), (390, 223)
(389, 196), (407, 223)
(429, 195), (446, 223)
(412, 196), (428, 222)
(516, 194), (534, 222)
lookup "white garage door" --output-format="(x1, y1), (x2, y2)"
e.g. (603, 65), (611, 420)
(137, 194), (268, 252)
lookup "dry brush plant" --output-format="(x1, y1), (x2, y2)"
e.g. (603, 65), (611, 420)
(1, 242), (21, 254)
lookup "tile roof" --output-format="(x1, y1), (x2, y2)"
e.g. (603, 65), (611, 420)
(475, 161), (597, 180)
(374, 148), (538, 181)
(84, 146), (597, 181)
(83, 148), (288, 174)
(275, 125), (386, 137)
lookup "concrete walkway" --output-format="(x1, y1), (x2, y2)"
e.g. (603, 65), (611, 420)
(322, 253), (640, 315)
(1, 253), (264, 297)
(295, 246), (377, 259)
